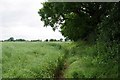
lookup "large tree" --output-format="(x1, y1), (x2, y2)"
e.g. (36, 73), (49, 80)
(38, 2), (117, 41)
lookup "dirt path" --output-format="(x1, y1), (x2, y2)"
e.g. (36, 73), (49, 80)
(54, 59), (68, 80)
(54, 44), (70, 80)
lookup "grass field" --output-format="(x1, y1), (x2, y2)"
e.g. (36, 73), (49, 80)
(1, 42), (118, 78)
(2, 42), (66, 78)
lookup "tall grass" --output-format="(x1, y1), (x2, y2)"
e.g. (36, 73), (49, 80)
(63, 41), (118, 78)
(2, 42), (118, 78)
(2, 42), (65, 78)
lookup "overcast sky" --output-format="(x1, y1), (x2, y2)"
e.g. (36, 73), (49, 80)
(0, 0), (64, 41)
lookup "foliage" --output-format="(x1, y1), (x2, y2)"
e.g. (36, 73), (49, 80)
(7, 37), (14, 41)
(45, 39), (49, 42)
(38, 3), (119, 78)
(59, 38), (63, 42)
(31, 40), (42, 42)
(64, 42), (118, 78)
(49, 39), (57, 42)
(38, 2), (116, 41)
(16, 39), (26, 41)
(4, 37), (26, 42)
(97, 2), (120, 43)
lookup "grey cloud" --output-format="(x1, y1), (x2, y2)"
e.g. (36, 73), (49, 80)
(0, 0), (64, 40)
(1, 0), (44, 27)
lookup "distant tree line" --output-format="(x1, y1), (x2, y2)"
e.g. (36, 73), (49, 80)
(1, 37), (70, 42)
(44, 38), (70, 42)
(31, 40), (42, 42)
(3, 37), (26, 42)
(45, 38), (63, 42)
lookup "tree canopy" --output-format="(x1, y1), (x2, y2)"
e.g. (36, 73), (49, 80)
(7, 37), (14, 41)
(38, 2), (119, 42)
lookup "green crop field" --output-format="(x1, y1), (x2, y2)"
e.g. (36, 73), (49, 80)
(1, 42), (118, 78)
(2, 42), (66, 78)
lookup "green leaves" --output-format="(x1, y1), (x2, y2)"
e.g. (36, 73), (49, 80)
(38, 2), (119, 42)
